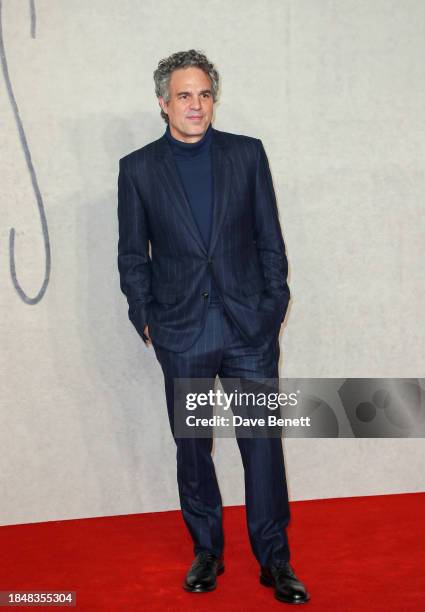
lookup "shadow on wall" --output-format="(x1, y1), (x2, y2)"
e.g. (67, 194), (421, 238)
(43, 110), (176, 513)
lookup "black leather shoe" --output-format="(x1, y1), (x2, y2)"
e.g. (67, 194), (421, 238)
(183, 551), (224, 592)
(260, 562), (310, 604)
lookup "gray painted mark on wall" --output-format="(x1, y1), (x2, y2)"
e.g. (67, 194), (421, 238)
(0, 0), (50, 304)
(29, 0), (36, 38)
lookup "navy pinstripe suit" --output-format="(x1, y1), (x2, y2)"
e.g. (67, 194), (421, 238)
(117, 126), (292, 567)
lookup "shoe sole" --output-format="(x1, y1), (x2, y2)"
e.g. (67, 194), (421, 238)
(183, 565), (225, 593)
(260, 575), (311, 604)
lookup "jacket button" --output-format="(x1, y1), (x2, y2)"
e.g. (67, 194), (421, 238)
(202, 291), (209, 299)
(207, 258), (213, 265)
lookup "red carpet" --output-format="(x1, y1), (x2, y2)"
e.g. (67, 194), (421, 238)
(1, 492), (424, 610)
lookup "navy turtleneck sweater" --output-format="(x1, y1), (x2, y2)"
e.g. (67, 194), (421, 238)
(165, 122), (220, 301)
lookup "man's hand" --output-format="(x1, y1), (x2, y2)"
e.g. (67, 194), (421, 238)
(143, 324), (152, 346)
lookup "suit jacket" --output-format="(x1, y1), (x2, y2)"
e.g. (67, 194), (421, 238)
(117, 126), (290, 352)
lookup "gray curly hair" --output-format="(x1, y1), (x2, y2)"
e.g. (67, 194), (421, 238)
(153, 49), (220, 124)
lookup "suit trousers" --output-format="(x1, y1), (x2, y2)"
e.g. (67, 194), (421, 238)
(151, 300), (291, 567)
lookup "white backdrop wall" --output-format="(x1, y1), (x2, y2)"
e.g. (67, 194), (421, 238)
(1, 0), (424, 526)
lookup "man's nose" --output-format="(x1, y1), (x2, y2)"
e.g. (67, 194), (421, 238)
(190, 96), (202, 109)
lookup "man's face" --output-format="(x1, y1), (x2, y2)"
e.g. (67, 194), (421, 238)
(158, 66), (214, 143)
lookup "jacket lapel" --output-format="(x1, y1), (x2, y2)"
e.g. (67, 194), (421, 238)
(154, 126), (232, 257)
(154, 138), (207, 254)
(209, 129), (232, 256)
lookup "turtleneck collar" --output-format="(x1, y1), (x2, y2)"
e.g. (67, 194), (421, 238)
(165, 122), (213, 157)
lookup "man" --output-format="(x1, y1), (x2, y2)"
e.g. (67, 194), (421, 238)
(117, 49), (310, 605)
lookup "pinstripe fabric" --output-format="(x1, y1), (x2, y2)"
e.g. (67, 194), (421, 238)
(152, 303), (290, 566)
(117, 127), (290, 351)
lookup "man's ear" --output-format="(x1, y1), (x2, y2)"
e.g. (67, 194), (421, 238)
(158, 96), (168, 116)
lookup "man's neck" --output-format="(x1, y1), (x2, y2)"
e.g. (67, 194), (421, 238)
(165, 124), (213, 153)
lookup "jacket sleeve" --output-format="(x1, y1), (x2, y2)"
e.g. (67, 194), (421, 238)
(117, 158), (153, 344)
(253, 140), (291, 323)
